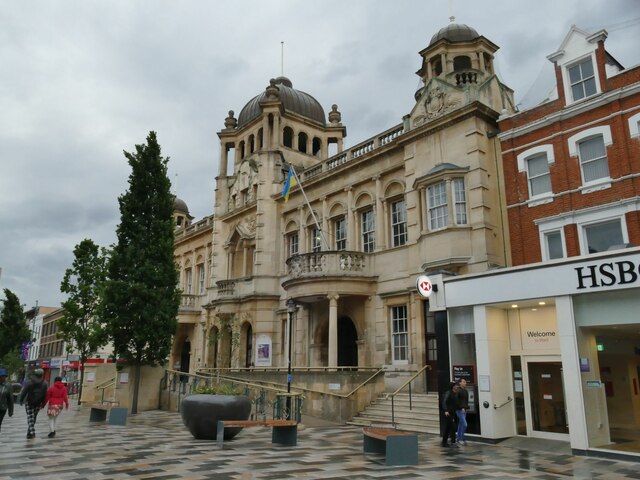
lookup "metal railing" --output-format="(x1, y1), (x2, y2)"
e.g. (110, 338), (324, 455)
(94, 375), (117, 405)
(384, 365), (431, 427)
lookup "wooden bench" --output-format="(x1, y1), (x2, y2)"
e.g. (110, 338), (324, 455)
(216, 419), (298, 448)
(362, 426), (418, 466)
(89, 405), (128, 425)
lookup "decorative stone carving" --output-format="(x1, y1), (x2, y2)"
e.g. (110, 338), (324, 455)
(328, 104), (342, 124)
(265, 79), (280, 100)
(224, 110), (237, 130)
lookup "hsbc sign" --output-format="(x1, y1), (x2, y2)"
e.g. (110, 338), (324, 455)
(416, 275), (434, 298)
(575, 260), (640, 290)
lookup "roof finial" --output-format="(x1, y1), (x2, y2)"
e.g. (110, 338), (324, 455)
(448, 0), (455, 23)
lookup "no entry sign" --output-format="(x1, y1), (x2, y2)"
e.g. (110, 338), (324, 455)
(416, 275), (433, 298)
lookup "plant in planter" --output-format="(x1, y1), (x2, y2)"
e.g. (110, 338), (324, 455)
(180, 382), (252, 441)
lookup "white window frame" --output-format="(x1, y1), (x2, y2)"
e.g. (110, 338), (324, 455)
(579, 216), (628, 255)
(310, 227), (322, 252)
(361, 208), (375, 253)
(540, 229), (566, 261)
(536, 201), (632, 257)
(288, 232), (299, 257)
(567, 56), (598, 102)
(628, 112), (640, 139)
(517, 145), (555, 204)
(390, 198), (407, 247)
(390, 305), (409, 364)
(334, 217), (346, 251)
(185, 268), (193, 295)
(453, 178), (467, 225)
(427, 181), (448, 230)
(198, 264), (205, 294)
(567, 126), (612, 192)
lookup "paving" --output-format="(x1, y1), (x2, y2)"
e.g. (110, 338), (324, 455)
(0, 403), (638, 479)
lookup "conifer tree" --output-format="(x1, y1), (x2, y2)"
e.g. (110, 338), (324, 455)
(59, 238), (109, 404)
(102, 131), (180, 414)
(0, 289), (31, 374)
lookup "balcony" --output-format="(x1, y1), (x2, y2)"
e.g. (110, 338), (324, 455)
(178, 294), (204, 318)
(286, 251), (373, 279)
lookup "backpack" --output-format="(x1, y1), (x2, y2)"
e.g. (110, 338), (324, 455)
(27, 380), (48, 407)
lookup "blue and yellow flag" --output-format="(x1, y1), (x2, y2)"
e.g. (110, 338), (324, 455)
(282, 166), (297, 202)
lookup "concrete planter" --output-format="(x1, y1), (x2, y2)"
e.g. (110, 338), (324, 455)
(180, 394), (251, 440)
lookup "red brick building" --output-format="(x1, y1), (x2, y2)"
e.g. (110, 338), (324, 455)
(498, 26), (640, 266)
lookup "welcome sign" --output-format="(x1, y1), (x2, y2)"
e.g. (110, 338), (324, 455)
(519, 309), (559, 350)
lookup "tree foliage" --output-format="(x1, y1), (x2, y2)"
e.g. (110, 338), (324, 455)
(0, 289), (31, 375)
(59, 238), (109, 403)
(102, 131), (180, 413)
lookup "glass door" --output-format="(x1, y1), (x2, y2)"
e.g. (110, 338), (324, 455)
(523, 356), (569, 439)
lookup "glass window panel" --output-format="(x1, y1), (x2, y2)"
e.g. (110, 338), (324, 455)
(453, 178), (467, 224)
(391, 306), (408, 362)
(579, 136), (609, 182)
(391, 199), (407, 247)
(545, 231), (564, 259)
(361, 209), (375, 253)
(335, 217), (346, 251)
(584, 219), (623, 253)
(428, 182), (448, 229)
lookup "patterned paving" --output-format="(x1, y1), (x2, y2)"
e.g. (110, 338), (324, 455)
(0, 404), (638, 479)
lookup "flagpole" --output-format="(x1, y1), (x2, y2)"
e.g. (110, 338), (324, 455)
(288, 165), (331, 251)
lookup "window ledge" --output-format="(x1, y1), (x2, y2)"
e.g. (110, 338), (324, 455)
(527, 194), (554, 208)
(580, 179), (611, 194)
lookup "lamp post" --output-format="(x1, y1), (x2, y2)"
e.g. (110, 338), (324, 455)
(286, 299), (295, 419)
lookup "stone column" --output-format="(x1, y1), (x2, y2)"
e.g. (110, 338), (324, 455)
(346, 187), (355, 250)
(328, 294), (339, 368)
(220, 141), (228, 176)
(375, 176), (384, 250)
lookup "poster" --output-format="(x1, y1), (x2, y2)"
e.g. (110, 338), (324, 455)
(86, 372), (95, 383)
(119, 372), (129, 384)
(255, 334), (272, 367)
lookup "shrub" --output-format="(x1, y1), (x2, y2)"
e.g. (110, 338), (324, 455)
(193, 383), (243, 395)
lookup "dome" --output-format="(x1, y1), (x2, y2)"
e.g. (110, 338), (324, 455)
(237, 76), (326, 128)
(429, 23), (480, 46)
(173, 197), (190, 215)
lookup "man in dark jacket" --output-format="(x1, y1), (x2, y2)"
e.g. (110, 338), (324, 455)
(441, 381), (457, 447)
(455, 378), (470, 446)
(18, 369), (48, 439)
(0, 368), (14, 433)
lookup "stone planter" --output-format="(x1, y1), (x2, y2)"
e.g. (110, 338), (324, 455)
(180, 394), (252, 440)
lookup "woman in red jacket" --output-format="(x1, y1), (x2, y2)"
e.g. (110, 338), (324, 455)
(42, 376), (69, 438)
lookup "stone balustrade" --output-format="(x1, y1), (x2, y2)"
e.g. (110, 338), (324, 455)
(286, 251), (372, 278)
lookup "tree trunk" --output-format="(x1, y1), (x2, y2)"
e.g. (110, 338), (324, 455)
(77, 359), (86, 406)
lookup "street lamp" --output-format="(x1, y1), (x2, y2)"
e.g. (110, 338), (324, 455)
(286, 299), (296, 419)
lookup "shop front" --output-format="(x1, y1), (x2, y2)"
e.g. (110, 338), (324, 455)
(443, 248), (640, 459)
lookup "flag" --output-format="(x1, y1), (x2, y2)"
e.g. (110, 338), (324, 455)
(282, 166), (297, 202)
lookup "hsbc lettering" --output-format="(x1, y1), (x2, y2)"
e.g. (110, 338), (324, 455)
(575, 261), (640, 290)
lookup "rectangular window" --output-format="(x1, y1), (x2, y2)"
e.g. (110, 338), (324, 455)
(335, 217), (346, 251)
(453, 178), (467, 224)
(361, 209), (375, 253)
(391, 199), (407, 247)
(544, 230), (564, 260)
(391, 305), (409, 363)
(427, 181), (448, 229)
(288, 233), (299, 256)
(198, 264), (205, 294)
(583, 219), (623, 254)
(185, 268), (193, 294)
(527, 153), (552, 196)
(311, 228), (322, 252)
(568, 57), (597, 101)
(578, 136), (609, 183)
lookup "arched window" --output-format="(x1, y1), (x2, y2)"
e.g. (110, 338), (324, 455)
(453, 56), (471, 71)
(239, 140), (245, 159)
(312, 137), (322, 157)
(283, 127), (294, 148)
(258, 127), (264, 148)
(432, 58), (443, 76)
(248, 134), (255, 153)
(298, 132), (308, 153)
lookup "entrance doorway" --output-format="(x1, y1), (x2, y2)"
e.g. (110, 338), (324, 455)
(337, 316), (358, 367)
(520, 356), (569, 439)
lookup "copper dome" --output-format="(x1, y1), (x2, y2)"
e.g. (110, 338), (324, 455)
(429, 23), (480, 46)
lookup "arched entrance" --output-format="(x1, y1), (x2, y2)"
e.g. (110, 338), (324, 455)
(337, 316), (358, 367)
(180, 338), (191, 382)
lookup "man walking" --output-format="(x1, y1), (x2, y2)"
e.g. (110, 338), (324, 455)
(455, 378), (469, 446)
(18, 369), (48, 439)
(441, 381), (457, 447)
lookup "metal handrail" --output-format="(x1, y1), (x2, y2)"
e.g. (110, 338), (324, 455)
(94, 374), (117, 405)
(384, 365), (432, 427)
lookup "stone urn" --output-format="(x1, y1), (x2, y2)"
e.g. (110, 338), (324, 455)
(181, 394), (252, 441)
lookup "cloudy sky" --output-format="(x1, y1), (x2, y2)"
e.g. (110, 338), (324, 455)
(1, 0), (639, 308)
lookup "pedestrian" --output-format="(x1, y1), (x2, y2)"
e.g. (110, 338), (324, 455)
(0, 368), (14, 433)
(454, 378), (469, 446)
(42, 376), (69, 438)
(440, 381), (458, 447)
(18, 368), (49, 439)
